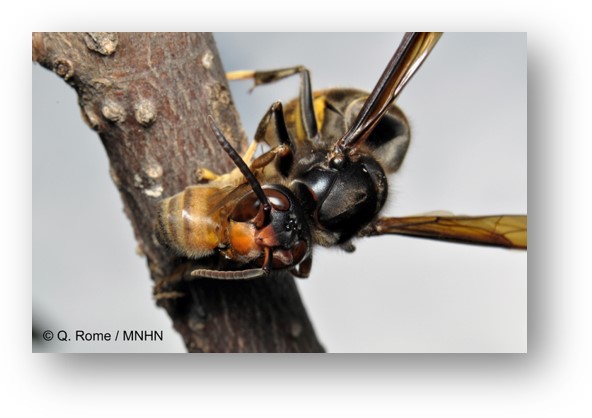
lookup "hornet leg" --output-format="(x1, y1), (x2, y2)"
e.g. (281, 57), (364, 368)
(227, 66), (318, 141)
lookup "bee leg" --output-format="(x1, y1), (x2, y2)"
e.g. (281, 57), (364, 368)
(153, 290), (186, 301)
(195, 167), (220, 182)
(196, 140), (259, 183)
(290, 253), (312, 279)
(152, 263), (190, 300)
(241, 138), (258, 165)
(227, 66), (318, 141)
(250, 144), (293, 179)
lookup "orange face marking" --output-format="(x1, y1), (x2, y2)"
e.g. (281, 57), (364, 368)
(228, 221), (259, 256)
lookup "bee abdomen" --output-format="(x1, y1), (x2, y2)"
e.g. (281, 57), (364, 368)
(157, 186), (222, 259)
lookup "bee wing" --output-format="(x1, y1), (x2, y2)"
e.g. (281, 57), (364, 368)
(365, 214), (527, 249)
(206, 183), (252, 216)
(338, 32), (442, 151)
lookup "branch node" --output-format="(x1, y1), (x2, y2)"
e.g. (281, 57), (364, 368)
(135, 99), (157, 127)
(54, 58), (74, 80)
(85, 32), (119, 56)
(101, 99), (126, 123)
(201, 51), (214, 69)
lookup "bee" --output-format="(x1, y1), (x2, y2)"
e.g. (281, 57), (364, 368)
(157, 32), (526, 287)
(157, 117), (312, 279)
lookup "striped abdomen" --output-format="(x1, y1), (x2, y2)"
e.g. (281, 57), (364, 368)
(157, 186), (225, 259)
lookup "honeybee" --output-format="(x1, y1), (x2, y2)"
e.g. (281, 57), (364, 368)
(157, 32), (526, 286)
(157, 117), (312, 279)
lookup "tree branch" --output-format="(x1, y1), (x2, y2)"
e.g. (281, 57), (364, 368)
(33, 32), (324, 352)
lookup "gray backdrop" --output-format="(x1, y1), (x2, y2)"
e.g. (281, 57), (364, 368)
(32, 33), (526, 353)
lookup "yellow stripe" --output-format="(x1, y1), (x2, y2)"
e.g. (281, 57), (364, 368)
(294, 96), (327, 141)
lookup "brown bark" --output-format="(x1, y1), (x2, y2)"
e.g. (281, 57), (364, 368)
(32, 32), (324, 352)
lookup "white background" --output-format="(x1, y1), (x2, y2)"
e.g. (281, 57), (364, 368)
(33, 32), (526, 353)
(5, 0), (590, 416)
